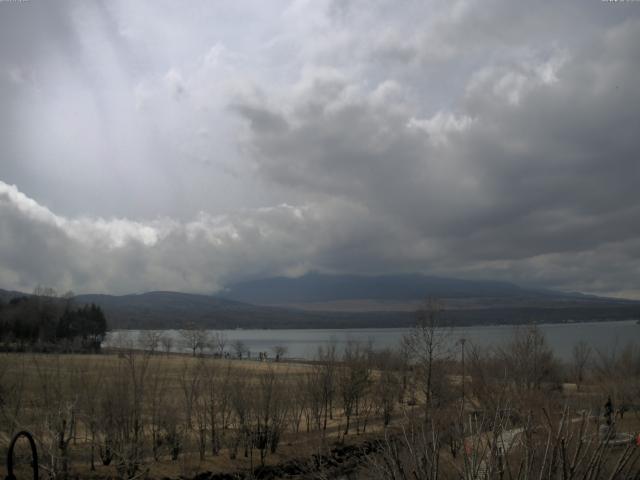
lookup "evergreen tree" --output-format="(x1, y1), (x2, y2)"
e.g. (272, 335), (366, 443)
(1, 296), (108, 352)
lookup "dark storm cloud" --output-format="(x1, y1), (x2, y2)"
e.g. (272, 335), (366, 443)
(1, 0), (639, 297)
(233, 14), (640, 296)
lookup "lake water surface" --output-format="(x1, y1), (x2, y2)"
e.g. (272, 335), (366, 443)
(107, 320), (640, 361)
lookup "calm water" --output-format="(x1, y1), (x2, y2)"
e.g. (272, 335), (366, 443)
(106, 320), (640, 362)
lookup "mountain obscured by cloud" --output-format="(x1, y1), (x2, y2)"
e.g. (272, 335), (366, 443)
(1, 1), (639, 298)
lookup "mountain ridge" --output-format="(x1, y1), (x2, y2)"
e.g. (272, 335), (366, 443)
(1, 273), (639, 330)
(217, 272), (608, 305)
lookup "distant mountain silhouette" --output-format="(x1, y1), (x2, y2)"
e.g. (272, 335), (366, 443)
(217, 272), (585, 305)
(73, 291), (309, 329)
(1, 276), (638, 330)
(76, 285), (640, 328)
(0, 288), (28, 302)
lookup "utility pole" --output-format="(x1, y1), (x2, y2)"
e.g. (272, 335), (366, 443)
(460, 337), (466, 407)
(457, 337), (467, 457)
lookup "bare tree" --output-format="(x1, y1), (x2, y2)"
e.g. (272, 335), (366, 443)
(317, 343), (337, 429)
(213, 331), (227, 357)
(0, 354), (27, 438)
(138, 330), (162, 354)
(467, 344), (511, 414)
(368, 406), (640, 480)
(33, 355), (77, 480)
(403, 298), (450, 416)
(338, 340), (372, 436)
(98, 350), (151, 479)
(302, 367), (324, 432)
(203, 360), (231, 456)
(271, 344), (288, 361)
(160, 334), (174, 356)
(229, 375), (250, 460)
(232, 339), (247, 359)
(572, 340), (592, 391)
(592, 343), (640, 415)
(180, 325), (210, 357)
(77, 361), (105, 471)
(192, 365), (208, 461)
(252, 366), (290, 464)
(289, 374), (308, 433)
(160, 400), (184, 461)
(179, 359), (204, 430)
(146, 357), (170, 461)
(501, 324), (557, 391)
(373, 350), (400, 427)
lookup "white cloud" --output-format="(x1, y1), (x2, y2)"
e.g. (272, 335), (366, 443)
(407, 112), (475, 146)
(0, 180), (405, 294)
(466, 53), (569, 106)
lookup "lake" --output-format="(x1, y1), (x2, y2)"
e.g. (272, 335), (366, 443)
(105, 319), (640, 362)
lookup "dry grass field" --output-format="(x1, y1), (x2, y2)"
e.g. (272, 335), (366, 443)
(0, 350), (400, 479)
(2, 324), (640, 480)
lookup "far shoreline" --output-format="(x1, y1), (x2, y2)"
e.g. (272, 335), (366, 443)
(109, 317), (639, 331)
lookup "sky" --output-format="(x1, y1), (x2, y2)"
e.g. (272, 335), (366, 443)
(0, 0), (639, 297)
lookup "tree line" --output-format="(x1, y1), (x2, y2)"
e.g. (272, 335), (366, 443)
(0, 287), (107, 352)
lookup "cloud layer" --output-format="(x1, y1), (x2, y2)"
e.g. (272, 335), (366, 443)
(1, 1), (639, 297)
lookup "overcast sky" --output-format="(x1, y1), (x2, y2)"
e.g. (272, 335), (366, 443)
(1, 0), (639, 297)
